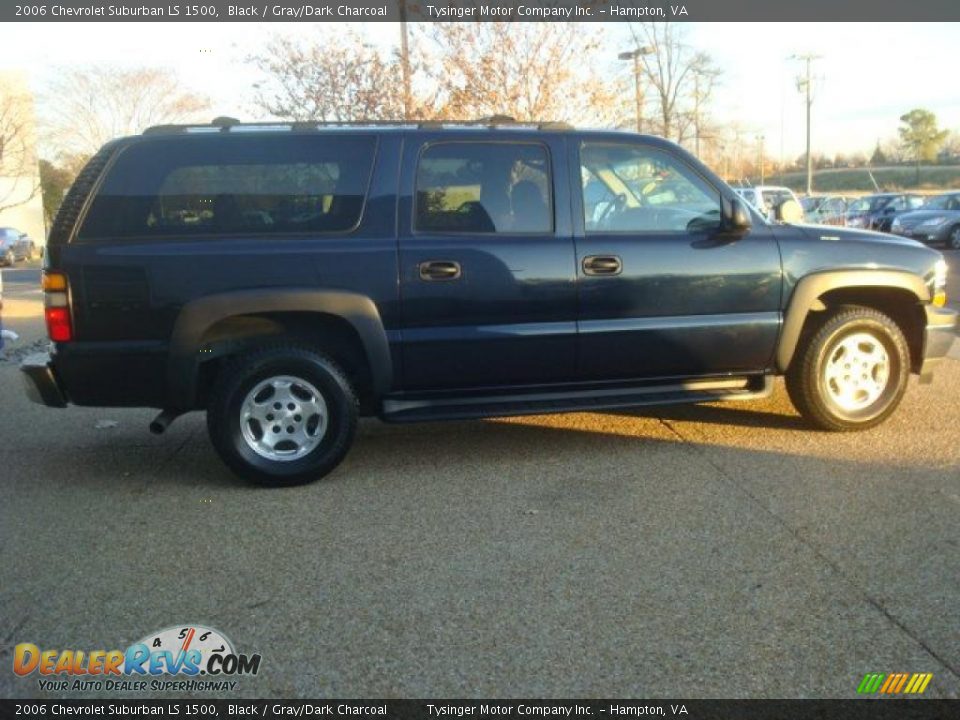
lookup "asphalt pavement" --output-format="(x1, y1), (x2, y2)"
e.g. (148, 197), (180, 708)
(0, 255), (958, 699)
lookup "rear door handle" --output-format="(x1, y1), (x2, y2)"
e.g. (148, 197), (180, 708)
(582, 255), (622, 276)
(419, 260), (462, 281)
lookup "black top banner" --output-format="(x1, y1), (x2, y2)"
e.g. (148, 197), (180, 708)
(5, 0), (960, 23)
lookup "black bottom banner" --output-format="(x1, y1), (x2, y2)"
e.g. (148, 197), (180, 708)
(2, 700), (958, 720)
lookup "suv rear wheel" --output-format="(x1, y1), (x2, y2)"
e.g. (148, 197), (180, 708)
(207, 345), (358, 486)
(785, 306), (910, 431)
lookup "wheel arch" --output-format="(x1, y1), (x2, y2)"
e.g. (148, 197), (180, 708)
(167, 289), (392, 410)
(777, 270), (929, 373)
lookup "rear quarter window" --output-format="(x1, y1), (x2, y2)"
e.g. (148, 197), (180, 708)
(76, 134), (377, 242)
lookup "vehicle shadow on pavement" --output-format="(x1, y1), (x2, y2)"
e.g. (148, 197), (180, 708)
(619, 402), (809, 431)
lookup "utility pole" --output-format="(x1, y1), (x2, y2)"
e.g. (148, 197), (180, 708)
(398, 0), (412, 120)
(693, 73), (701, 158)
(619, 47), (653, 133)
(791, 53), (821, 195)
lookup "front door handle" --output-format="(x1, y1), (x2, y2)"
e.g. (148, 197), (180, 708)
(419, 260), (462, 281)
(582, 255), (622, 276)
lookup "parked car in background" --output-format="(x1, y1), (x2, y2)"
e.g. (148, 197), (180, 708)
(0, 227), (34, 264)
(890, 191), (960, 249)
(801, 195), (850, 226)
(734, 185), (803, 222)
(845, 193), (925, 232)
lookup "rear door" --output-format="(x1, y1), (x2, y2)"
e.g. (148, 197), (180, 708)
(572, 138), (782, 381)
(397, 134), (577, 390)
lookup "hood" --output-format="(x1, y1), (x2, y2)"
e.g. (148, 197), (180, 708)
(894, 209), (960, 227)
(792, 223), (926, 249)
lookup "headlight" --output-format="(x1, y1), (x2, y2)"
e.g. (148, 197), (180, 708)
(918, 216), (947, 228)
(933, 259), (948, 307)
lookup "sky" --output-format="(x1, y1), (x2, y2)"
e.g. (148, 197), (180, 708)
(3, 21), (958, 162)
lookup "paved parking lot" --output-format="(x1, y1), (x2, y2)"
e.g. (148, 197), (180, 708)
(1, 255), (959, 699)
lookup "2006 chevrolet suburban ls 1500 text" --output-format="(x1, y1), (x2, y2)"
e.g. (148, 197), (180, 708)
(21, 118), (957, 486)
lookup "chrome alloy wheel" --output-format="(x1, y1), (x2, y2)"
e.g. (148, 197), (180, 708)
(240, 375), (328, 462)
(821, 332), (890, 413)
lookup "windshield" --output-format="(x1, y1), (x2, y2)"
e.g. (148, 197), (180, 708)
(847, 196), (891, 214)
(801, 197), (822, 212)
(921, 194), (960, 211)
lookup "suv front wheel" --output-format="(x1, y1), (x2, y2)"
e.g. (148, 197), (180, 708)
(785, 306), (910, 431)
(207, 345), (358, 486)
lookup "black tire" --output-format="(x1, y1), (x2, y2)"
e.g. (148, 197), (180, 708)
(785, 305), (910, 431)
(207, 344), (358, 486)
(947, 225), (960, 250)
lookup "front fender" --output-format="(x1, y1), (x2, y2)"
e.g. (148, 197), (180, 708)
(166, 288), (392, 409)
(776, 269), (929, 372)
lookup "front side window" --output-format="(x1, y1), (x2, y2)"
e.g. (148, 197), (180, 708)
(415, 142), (552, 234)
(824, 198), (846, 213)
(77, 134), (377, 241)
(580, 143), (721, 233)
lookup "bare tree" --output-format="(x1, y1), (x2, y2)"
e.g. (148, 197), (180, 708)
(249, 31), (409, 122)
(42, 66), (209, 158)
(628, 23), (721, 143)
(423, 23), (624, 125)
(0, 83), (39, 213)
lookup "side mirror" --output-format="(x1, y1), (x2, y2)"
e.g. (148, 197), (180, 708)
(726, 198), (752, 231)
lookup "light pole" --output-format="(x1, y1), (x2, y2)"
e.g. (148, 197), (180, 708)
(619, 46), (653, 133)
(791, 53), (821, 195)
(756, 134), (765, 184)
(398, 0), (412, 120)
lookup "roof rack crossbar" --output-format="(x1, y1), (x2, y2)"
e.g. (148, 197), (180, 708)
(143, 117), (574, 135)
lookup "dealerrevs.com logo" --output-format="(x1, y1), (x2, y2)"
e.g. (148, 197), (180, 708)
(13, 624), (262, 692)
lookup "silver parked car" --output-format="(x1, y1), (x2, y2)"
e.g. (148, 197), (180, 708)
(890, 192), (960, 249)
(0, 227), (35, 265)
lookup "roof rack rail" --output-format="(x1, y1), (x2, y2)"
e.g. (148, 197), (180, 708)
(143, 117), (574, 135)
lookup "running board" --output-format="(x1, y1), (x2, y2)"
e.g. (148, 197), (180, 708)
(380, 375), (773, 423)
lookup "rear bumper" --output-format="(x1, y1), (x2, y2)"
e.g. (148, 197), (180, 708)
(20, 352), (68, 408)
(918, 305), (958, 382)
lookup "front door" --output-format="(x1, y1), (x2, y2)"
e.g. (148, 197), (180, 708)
(573, 139), (783, 381)
(398, 135), (577, 391)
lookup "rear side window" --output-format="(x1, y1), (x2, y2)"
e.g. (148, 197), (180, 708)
(77, 134), (377, 242)
(415, 142), (552, 234)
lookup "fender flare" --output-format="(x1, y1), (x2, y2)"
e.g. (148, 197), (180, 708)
(776, 269), (929, 372)
(166, 288), (392, 409)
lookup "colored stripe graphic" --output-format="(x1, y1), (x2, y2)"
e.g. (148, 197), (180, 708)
(858, 672), (932, 694)
(879, 674), (897, 693)
(857, 673), (885, 693)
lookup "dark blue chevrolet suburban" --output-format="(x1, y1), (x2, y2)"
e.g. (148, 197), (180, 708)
(21, 119), (957, 485)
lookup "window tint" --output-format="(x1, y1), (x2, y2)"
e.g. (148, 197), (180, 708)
(580, 143), (721, 233)
(77, 135), (376, 241)
(415, 142), (552, 234)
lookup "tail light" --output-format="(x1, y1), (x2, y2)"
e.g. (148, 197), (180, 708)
(42, 271), (73, 342)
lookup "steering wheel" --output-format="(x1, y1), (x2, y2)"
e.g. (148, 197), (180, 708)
(596, 193), (627, 226)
